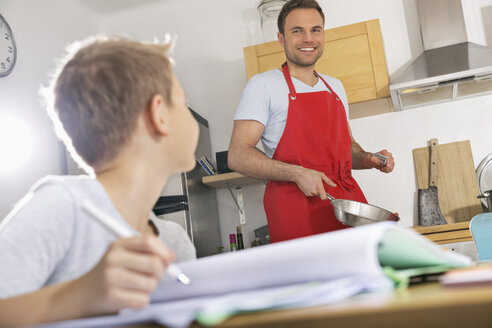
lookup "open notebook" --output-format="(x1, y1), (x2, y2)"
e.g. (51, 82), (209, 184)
(39, 222), (471, 328)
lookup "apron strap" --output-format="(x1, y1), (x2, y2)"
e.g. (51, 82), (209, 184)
(282, 62), (297, 100)
(315, 71), (341, 102)
(282, 62), (341, 102)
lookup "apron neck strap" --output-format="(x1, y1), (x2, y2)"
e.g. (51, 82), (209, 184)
(281, 62), (341, 101)
(282, 62), (297, 100)
(315, 72), (341, 101)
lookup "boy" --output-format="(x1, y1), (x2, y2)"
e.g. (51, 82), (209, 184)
(0, 36), (198, 327)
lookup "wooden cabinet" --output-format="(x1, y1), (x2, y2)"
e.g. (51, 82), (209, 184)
(243, 19), (390, 106)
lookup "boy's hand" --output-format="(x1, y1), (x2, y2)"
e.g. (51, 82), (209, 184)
(79, 235), (176, 315)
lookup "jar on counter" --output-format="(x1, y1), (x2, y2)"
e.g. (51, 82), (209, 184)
(257, 0), (288, 42)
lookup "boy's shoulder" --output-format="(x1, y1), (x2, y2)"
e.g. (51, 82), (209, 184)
(31, 174), (94, 191)
(29, 174), (105, 205)
(150, 215), (196, 262)
(0, 175), (97, 231)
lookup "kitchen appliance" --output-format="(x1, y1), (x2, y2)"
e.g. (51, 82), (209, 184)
(326, 193), (399, 227)
(215, 150), (233, 174)
(477, 191), (492, 212)
(390, 0), (492, 110)
(153, 109), (221, 258)
(476, 153), (492, 210)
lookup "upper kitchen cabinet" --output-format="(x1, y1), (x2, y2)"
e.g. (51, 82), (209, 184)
(243, 19), (391, 119)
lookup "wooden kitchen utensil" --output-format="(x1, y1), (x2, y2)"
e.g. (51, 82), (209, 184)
(413, 140), (482, 224)
(417, 139), (447, 226)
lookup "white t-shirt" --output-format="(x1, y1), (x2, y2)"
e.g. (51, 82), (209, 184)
(234, 69), (349, 158)
(0, 175), (196, 298)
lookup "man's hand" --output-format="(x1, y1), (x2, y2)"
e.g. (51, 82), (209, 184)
(368, 150), (394, 173)
(78, 235), (175, 316)
(294, 166), (336, 200)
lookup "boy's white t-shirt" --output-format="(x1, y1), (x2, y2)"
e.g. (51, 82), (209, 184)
(0, 175), (196, 299)
(234, 69), (349, 158)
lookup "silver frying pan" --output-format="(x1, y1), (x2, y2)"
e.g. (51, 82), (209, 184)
(326, 193), (399, 226)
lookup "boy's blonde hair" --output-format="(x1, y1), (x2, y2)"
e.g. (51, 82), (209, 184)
(45, 36), (174, 171)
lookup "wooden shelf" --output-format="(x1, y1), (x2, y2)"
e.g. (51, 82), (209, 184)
(413, 221), (473, 244)
(202, 172), (264, 189)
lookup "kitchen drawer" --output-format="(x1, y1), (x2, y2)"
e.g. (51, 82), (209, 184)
(413, 221), (473, 244)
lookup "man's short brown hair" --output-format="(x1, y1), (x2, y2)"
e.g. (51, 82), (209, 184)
(45, 36), (174, 171)
(277, 0), (325, 34)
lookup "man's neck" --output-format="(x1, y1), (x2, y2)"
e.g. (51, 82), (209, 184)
(286, 61), (318, 87)
(96, 158), (169, 235)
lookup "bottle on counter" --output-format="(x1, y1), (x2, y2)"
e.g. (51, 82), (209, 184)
(236, 226), (244, 250)
(229, 233), (237, 252)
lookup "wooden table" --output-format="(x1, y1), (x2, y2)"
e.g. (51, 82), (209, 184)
(128, 282), (492, 328)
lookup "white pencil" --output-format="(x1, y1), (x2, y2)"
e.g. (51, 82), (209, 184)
(82, 199), (191, 285)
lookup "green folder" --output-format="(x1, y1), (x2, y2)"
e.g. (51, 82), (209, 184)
(378, 228), (470, 288)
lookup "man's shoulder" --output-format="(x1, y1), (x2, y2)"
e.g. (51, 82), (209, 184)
(248, 68), (283, 84)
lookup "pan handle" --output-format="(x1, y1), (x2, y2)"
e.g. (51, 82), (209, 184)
(326, 193), (335, 201)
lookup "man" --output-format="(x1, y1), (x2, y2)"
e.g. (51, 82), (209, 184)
(228, 0), (395, 243)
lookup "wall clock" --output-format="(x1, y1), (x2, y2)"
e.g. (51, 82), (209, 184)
(0, 14), (17, 77)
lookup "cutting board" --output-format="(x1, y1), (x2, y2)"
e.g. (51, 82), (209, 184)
(413, 140), (482, 223)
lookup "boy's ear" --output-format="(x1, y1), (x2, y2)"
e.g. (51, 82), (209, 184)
(148, 94), (169, 137)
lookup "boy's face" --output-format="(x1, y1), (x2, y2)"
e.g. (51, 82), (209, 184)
(166, 73), (199, 173)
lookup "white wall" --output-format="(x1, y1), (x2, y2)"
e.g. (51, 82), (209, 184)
(0, 0), (100, 219)
(462, 0), (492, 45)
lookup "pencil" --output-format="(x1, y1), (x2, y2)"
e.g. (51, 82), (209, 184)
(82, 199), (191, 285)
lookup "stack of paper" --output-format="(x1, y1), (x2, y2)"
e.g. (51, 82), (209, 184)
(39, 222), (471, 328)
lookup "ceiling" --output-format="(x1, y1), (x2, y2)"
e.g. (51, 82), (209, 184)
(79, 0), (164, 14)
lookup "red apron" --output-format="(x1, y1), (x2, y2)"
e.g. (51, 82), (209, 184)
(263, 63), (367, 243)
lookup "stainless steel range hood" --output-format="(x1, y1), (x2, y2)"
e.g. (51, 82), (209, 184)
(390, 0), (492, 110)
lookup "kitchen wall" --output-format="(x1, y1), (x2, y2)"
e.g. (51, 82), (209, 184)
(1, 0), (491, 251)
(351, 95), (492, 226)
(0, 0), (100, 219)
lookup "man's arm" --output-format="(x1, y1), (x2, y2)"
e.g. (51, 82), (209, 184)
(228, 120), (335, 199)
(349, 126), (394, 173)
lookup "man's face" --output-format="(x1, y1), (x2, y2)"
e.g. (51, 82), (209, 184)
(278, 8), (324, 68)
